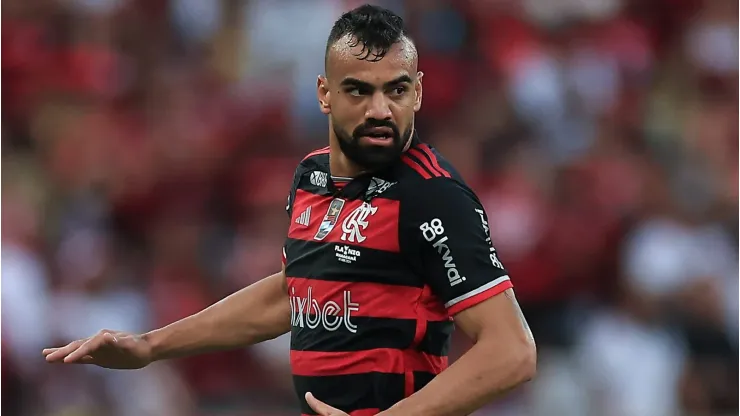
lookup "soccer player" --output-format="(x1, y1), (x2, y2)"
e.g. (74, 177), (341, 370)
(43, 5), (536, 415)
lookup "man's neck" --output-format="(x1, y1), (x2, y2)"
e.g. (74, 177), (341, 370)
(328, 140), (366, 178)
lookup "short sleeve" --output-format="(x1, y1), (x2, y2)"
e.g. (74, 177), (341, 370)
(399, 178), (512, 315)
(284, 164), (303, 265)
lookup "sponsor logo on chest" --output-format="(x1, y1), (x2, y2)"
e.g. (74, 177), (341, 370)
(289, 286), (359, 333)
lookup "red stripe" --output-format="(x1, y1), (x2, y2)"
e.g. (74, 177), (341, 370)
(411, 285), (434, 346)
(418, 145), (451, 178)
(291, 348), (447, 377)
(405, 371), (415, 398)
(287, 277), (449, 321)
(287, 277), (451, 320)
(407, 148), (444, 178)
(401, 155), (431, 179)
(447, 279), (513, 316)
(302, 146), (330, 161)
(405, 285), (435, 398)
(288, 189), (400, 253)
(302, 410), (379, 416)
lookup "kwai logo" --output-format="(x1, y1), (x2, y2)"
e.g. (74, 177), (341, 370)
(341, 202), (377, 243)
(420, 218), (466, 287)
(289, 286), (359, 333)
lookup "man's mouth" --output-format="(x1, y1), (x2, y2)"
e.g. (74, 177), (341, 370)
(360, 127), (394, 142)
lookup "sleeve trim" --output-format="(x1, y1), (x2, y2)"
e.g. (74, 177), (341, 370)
(445, 275), (511, 309)
(282, 247), (287, 265)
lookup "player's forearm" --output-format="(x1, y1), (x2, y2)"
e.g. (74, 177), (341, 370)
(381, 339), (536, 416)
(143, 271), (290, 362)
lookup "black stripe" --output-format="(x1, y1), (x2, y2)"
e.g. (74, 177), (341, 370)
(402, 152), (438, 178)
(418, 320), (454, 356)
(285, 239), (423, 288)
(413, 371), (438, 393)
(291, 316), (417, 352)
(294, 372), (405, 414)
(291, 316), (452, 356)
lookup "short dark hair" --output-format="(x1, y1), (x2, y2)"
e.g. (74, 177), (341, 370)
(325, 4), (408, 64)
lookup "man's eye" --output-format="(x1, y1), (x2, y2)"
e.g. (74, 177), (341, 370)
(391, 87), (407, 96)
(347, 88), (369, 97)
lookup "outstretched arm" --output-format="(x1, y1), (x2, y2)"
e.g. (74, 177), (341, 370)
(44, 267), (291, 366)
(146, 267), (291, 361)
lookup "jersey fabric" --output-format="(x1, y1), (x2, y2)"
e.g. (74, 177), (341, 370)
(283, 133), (512, 415)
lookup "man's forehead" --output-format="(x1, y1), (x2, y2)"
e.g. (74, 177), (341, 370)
(326, 35), (417, 81)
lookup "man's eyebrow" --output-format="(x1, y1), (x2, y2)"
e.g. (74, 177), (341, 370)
(384, 75), (412, 87)
(339, 77), (373, 89)
(339, 75), (413, 89)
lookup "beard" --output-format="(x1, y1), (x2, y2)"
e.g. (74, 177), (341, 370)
(333, 119), (413, 171)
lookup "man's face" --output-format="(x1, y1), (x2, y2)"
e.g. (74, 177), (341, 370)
(318, 37), (423, 171)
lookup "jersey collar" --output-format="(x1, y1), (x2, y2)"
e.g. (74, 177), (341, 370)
(324, 130), (420, 200)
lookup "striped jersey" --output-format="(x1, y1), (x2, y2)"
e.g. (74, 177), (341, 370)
(283, 134), (513, 415)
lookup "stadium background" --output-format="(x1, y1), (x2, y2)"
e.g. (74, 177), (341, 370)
(2, 0), (737, 415)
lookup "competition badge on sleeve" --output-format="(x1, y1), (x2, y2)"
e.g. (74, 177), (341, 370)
(314, 198), (346, 241)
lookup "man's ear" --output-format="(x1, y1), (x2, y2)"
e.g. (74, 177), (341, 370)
(317, 75), (331, 115)
(413, 71), (423, 112)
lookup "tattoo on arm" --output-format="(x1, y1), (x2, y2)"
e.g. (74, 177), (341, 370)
(504, 288), (534, 342)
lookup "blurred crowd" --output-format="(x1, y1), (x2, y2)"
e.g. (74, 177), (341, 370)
(2, 0), (737, 415)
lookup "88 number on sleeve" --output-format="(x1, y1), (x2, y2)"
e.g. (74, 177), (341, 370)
(420, 218), (445, 242)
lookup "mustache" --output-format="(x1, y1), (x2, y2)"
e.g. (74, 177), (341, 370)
(353, 120), (400, 138)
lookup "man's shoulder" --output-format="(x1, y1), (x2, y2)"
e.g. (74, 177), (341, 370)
(398, 141), (461, 182)
(293, 146), (331, 177)
(396, 142), (472, 199)
(298, 146), (330, 167)
(301, 146), (331, 162)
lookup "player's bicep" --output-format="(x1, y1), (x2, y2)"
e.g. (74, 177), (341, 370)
(402, 179), (511, 315)
(454, 288), (535, 351)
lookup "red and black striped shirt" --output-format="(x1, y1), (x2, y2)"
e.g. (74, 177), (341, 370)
(283, 134), (512, 415)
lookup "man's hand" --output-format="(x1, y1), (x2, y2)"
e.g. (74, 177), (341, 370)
(305, 392), (350, 416)
(43, 330), (153, 369)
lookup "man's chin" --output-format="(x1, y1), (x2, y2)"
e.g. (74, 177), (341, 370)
(357, 150), (403, 170)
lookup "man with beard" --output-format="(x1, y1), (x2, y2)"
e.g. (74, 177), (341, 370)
(43, 4), (536, 415)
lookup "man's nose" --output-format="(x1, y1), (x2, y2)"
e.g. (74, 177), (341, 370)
(365, 92), (392, 120)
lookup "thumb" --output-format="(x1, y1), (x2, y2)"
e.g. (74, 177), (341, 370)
(305, 392), (345, 415)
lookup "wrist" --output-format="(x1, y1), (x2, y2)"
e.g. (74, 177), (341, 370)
(141, 329), (166, 362)
(378, 399), (426, 416)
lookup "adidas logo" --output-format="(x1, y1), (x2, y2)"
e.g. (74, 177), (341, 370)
(295, 206), (311, 227)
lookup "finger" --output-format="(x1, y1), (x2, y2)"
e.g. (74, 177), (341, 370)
(62, 338), (97, 363)
(44, 340), (85, 362)
(64, 333), (117, 363)
(44, 341), (81, 359)
(70, 355), (95, 364)
(305, 392), (345, 415)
